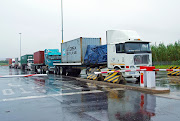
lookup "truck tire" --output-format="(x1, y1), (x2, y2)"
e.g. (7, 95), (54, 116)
(74, 69), (81, 76)
(55, 66), (60, 75)
(40, 68), (43, 74)
(55, 66), (58, 75)
(35, 66), (37, 73)
(21, 65), (25, 70)
(135, 77), (140, 84)
(62, 67), (67, 75)
(86, 67), (91, 75)
(48, 70), (54, 74)
(66, 68), (81, 77)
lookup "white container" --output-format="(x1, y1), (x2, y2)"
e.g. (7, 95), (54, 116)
(61, 37), (101, 63)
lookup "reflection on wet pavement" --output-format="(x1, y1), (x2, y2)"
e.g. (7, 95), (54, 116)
(0, 67), (180, 121)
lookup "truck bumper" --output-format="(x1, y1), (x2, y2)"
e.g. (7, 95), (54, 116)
(123, 71), (140, 78)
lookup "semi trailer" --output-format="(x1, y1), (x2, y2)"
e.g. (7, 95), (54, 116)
(54, 37), (101, 76)
(32, 49), (61, 74)
(21, 54), (34, 70)
(14, 58), (19, 68)
(8, 58), (12, 68)
(54, 30), (152, 78)
(8, 58), (19, 69)
(11, 58), (15, 68)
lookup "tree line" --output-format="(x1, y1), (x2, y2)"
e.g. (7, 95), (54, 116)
(0, 60), (8, 63)
(151, 41), (180, 64)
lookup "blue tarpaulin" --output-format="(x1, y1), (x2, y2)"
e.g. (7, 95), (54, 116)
(84, 45), (107, 65)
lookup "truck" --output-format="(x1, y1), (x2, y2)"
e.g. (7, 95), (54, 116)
(9, 58), (19, 69)
(21, 54), (34, 70)
(8, 58), (20, 69)
(54, 30), (152, 79)
(8, 58), (12, 68)
(11, 58), (15, 68)
(14, 58), (19, 68)
(54, 37), (102, 76)
(32, 49), (61, 74)
(106, 30), (152, 78)
(17, 61), (21, 69)
(84, 30), (152, 79)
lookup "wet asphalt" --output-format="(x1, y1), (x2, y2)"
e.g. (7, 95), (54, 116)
(0, 66), (180, 121)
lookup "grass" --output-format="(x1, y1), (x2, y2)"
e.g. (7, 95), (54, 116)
(154, 65), (179, 69)
(0, 63), (8, 66)
(0, 62), (179, 69)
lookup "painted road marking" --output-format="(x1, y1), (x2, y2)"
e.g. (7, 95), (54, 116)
(19, 88), (31, 94)
(8, 83), (22, 87)
(63, 84), (83, 89)
(31, 86), (41, 89)
(155, 92), (180, 100)
(0, 90), (103, 102)
(2, 89), (15, 95)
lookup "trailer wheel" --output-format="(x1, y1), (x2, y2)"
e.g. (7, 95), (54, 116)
(48, 70), (54, 74)
(56, 66), (60, 75)
(55, 66), (57, 75)
(35, 66), (37, 73)
(73, 69), (81, 77)
(40, 68), (43, 74)
(86, 67), (91, 75)
(135, 77), (140, 84)
(66, 68), (81, 77)
(62, 67), (67, 76)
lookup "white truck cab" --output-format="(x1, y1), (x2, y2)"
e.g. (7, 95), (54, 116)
(11, 58), (15, 68)
(107, 30), (152, 78)
(27, 59), (34, 71)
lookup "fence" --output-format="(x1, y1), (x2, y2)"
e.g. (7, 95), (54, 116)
(153, 61), (180, 65)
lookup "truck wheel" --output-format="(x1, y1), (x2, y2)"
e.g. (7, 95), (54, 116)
(55, 66), (57, 75)
(86, 67), (91, 75)
(67, 68), (81, 77)
(48, 70), (53, 74)
(40, 68), (42, 74)
(42, 69), (46, 74)
(135, 77), (140, 84)
(62, 67), (67, 76)
(55, 66), (60, 75)
(57, 67), (60, 75)
(74, 69), (81, 76)
(35, 66), (37, 73)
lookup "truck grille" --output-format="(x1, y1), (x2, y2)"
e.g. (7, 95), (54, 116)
(134, 55), (149, 65)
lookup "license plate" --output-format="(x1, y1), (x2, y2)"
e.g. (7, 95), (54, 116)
(129, 72), (135, 74)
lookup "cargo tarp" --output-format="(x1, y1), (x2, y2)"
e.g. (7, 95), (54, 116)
(84, 45), (107, 65)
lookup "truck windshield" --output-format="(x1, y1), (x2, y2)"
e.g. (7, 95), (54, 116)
(125, 42), (151, 53)
(48, 55), (61, 60)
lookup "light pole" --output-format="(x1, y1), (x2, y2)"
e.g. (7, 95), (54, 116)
(19, 33), (21, 61)
(61, 0), (63, 43)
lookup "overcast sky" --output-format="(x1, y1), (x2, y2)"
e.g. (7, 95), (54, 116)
(0, 0), (180, 59)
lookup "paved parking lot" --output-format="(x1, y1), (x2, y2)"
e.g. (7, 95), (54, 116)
(1, 66), (180, 121)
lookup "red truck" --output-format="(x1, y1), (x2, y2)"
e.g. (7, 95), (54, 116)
(8, 58), (12, 68)
(32, 49), (61, 74)
(33, 51), (46, 73)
